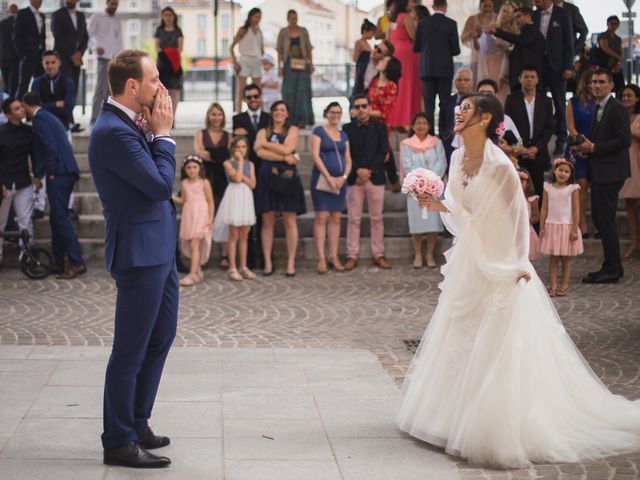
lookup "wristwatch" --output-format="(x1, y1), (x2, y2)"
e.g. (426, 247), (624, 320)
(342, 174), (348, 180)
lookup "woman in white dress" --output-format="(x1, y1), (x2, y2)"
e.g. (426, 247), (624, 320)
(396, 93), (640, 469)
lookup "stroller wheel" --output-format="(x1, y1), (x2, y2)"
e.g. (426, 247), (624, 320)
(20, 246), (53, 279)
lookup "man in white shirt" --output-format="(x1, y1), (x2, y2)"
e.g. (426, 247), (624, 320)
(505, 65), (554, 199)
(88, 0), (122, 126)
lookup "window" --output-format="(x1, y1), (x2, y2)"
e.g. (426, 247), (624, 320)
(221, 14), (229, 30)
(152, 0), (159, 8)
(149, 20), (157, 35)
(129, 0), (138, 11)
(197, 14), (207, 30)
(127, 19), (141, 49)
(221, 39), (229, 56)
(197, 39), (206, 56)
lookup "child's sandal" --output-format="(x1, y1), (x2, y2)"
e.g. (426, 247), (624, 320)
(557, 287), (568, 297)
(228, 269), (243, 281)
(240, 268), (256, 280)
(180, 274), (197, 287)
(548, 288), (557, 297)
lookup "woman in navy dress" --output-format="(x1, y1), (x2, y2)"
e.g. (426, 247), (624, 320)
(254, 100), (306, 276)
(311, 102), (352, 274)
(566, 71), (596, 237)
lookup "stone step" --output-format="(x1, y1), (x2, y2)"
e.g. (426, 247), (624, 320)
(70, 129), (314, 158)
(1, 235), (629, 269)
(61, 190), (407, 216)
(31, 210), (636, 241)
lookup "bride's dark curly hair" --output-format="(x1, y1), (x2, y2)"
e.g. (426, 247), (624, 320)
(459, 93), (505, 144)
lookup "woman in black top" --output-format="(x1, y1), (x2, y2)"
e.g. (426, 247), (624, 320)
(155, 7), (184, 120)
(194, 102), (231, 269)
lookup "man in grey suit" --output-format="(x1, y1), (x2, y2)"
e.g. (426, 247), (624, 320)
(51, 0), (88, 132)
(413, 0), (460, 134)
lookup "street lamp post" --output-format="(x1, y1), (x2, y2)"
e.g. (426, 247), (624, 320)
(622, 0), (636, 83)
(214, 0), (219, 101)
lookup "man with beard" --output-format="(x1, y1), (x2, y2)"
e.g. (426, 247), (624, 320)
(88, 0), (122, 127)
(88, 50), (176, 468)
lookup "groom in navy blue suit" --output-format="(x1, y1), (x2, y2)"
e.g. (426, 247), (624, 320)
(89, 50), (177, 469)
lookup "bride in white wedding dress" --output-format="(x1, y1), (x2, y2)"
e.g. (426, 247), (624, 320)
(395, 93), (640, 469)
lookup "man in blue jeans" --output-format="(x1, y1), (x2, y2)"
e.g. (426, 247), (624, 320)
(22, 91), (85, 278)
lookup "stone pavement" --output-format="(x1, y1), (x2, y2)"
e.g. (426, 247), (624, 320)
(1, 256), (640, 479)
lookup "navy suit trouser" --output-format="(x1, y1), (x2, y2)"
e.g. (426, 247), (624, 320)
(102, 260), (178, 449)
(1, 60), (19, 96)
(422, 77), (452, 135)
(46, 173), (83, 267)
(591, 181), (624, 275)
(541, 59), (567, 146)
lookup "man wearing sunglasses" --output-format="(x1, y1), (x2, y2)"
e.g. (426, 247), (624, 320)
(232, 83), (269, 269)
(343, 93), (391, 270)
(352, 39), (394, 98)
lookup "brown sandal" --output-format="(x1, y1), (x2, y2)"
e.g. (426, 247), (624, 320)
(548, 288), (557, 297)
(557, 286), (568, 297)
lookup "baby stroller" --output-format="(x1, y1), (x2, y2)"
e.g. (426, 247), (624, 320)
(0, 229), (52, 279)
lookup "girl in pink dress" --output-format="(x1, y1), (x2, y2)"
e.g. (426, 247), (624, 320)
(386, 0), (421, 128)
(172, 156), (215, 286)
(518, 168), (540, 261)
(540, 159), (584, 297)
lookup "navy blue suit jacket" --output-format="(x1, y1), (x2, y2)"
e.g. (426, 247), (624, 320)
(533, 5), (574, 73)
(438, 93), (458, 163)
(89, 103), (177, 273)
(31, 108), (79, 178)
(413, 12), (460, 79)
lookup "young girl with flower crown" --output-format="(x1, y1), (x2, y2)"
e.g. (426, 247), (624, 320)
(518, 167), (540, 261)
(212, 136), (257, 281)
(172, 155), (215, 286)
(540, 158), (584, 296)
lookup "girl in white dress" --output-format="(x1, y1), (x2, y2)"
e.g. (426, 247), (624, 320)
(396, 93), (640, 469)
(212, 136), (257, 281)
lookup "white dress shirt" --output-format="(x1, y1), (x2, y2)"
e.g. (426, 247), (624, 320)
(107, 97), (176, 146)
(524, 95), (535, 139)
(539, 3), (553, 39)
(68, 8), (78, 30)
(88, 12), (123, 59)
(29, 4), (43, 33)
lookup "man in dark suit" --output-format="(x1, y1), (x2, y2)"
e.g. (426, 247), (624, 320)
(533, 0), (573, 155)
(413, 0), (460, 134)
(577, 70), (630, 284)
(89, 50), (176, 468)
(22, 91), (85, 278)
(12, 0), (46, 99)
(505, 65), (554, 200)
(552, 0), (588, 53)
(233, 83), (269, 269)
(438, 67), (473, 166)
(51, 0), (88, 132)
(343, 94), (391, 270)
(0, 4), (19, 96)
(492, 7), (545, 90)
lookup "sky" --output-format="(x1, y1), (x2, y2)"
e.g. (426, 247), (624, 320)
(237, 0), (633, 37)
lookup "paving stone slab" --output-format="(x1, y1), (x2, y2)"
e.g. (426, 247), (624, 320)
(0, 459), (105, 480)
(225, 459), (342, 480)
(27, 386), (102, 419)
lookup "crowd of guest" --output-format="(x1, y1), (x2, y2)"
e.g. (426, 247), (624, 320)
(1, 0), (640, 288)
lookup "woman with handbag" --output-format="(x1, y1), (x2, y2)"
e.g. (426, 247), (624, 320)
(311, 102), (353, 274)
(194, 102), (231, 270)
(276, 10), (314, 127)
(254, 100), (307, 277)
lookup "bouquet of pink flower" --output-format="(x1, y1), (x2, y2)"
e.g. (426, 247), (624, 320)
(401, 168), (445, 219)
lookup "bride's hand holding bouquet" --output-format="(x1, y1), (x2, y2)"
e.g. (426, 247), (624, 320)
(402, 168), (445, 218)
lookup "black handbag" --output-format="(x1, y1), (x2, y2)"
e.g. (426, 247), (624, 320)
(269, 167), (298, 196)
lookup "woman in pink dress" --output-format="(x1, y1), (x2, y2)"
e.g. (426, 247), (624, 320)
(386, 0), (421, 129)
(618, 84), (640, 259)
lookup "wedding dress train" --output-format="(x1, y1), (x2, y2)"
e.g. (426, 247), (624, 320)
(396, 141), (640, 468)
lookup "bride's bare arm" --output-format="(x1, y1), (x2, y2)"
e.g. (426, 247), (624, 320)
(417, 193), (449, 213)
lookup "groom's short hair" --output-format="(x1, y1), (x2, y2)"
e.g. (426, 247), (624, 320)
(108, 50), (148, 96)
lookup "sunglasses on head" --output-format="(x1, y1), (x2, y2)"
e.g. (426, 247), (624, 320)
(353, 103), (368, 109)
(245, 94), (260, 100)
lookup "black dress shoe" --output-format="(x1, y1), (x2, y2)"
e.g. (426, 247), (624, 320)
(137, 427), (170, 449)
(104, 442), (171, 468)
(588, 267), (624, 278)
(70, 123), (84, 133)
(31, 209), (44, 220)
(582, 272), (620, 284)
